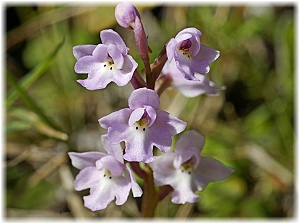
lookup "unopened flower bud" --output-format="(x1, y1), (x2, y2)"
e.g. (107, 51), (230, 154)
(115, 1), (140, 29)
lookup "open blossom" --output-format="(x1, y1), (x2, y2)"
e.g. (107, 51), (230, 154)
(68, 135), (142, 211)
(166, 28), (220, 80)
(162, 58), (225, 97)
(99, 87), (187, 163)
(150, 130), (234, 204)
(73, 29), (138, 90)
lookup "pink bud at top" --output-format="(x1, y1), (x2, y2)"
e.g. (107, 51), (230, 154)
(115, 1), (140, 29)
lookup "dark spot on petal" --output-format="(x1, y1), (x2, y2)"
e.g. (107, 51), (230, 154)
(181, 170), (184, 173)
(110, 67), (112, 70)
(104, 64), (106, 67)
(143, 128), (146, 131)
(109, 176), (112, 179)
(104, 174), (106, 177)
(136, 127), (138, 130)
(188, 171), (191, 175)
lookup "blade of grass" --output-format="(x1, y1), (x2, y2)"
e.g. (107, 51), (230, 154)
(6, 74), (62, 132)
(6, 38), (65, 108)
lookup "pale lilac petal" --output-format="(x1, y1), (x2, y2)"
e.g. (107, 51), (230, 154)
(193, 44), (220, 64)
(189, 35), (201, 56)
(111, 55), (138, 86)
(92, 44), (109, 61)
(77, 69), (111, 90)
(171, 187), (199, 204)
(74, 56), (101, 74)
(128, 87), (160, 110)
(99, 108), (131, 139)
(73, 45), (96, 60)
(83, 175), (130, 211)
(96, 155), (124, 176)
(83, 181), (114, 211)
(128, 108), (145, 126)
(193, 156), (235, 191)
(150, 153), (177, 186)
(144, 106), (157, 127)
(176, 27), (202, 39)
(68, 152), (106, 170)
(108, 44), (124, 69)
(113, 177), (131, 205)
(175, 130), (205, 154)
(174, 56), (197, 81)
(166, 38), (177, 62)
(173, 74), (225, 97)
(101, 134), (124, 163)
(100, 29), (128, 55)
(173, 148), (194, 169)
(74, 167), (102, 191)
(175, 33), (192, 43)
(122, 130), (155, 163)
(125, 165), (143, 197)
(190, 59), (210, 75)
(147, 123), (172, 153)
(155, 110), (187, 136)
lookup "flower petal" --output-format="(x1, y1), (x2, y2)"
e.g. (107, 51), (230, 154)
(166, 38), (178, 62)
(83, 172), (131, 211)
(100, 29), (128, 55)
(190, 59), (210, 75)
(122, 129), (155, 163)
(176, 27), (202, 39)
(101, 134), (124, 163)
(175, 130), (205, 154)
(74, 56), (101, 74)
(110, 55), (138, 87)
(125, 165), (143, 197)
(155, 110), (187, 136)
(128, 108), (145, 126)
(68, 152), (106, 170)
(99, 108), (131, 135)
(144, 106), (157, 127)
(77, 69), (111, 90)
(73, 45), (96, 60)
(150, 152), (178, 186)
(193, 44), (220, 64)
(193, 156), (235, 191)
(74, 166), (102, 191)
(108, 44), (124, 69)
(128, 88), (160, 110)
(96, 155), (124, 177)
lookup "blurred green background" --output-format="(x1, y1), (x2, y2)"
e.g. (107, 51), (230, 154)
(5, 2), (295, 219)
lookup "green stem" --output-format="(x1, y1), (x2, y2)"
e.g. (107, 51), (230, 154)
(141, 164), (159, 218)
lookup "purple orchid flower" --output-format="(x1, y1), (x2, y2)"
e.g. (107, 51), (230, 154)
(162, 58), (226, 97)
(99, 87), (187, 163)
(73, 29), (138, 90)
(166, 27), (220, 80)
(68, 134), (142, 211)
(150, 130), (234, 204)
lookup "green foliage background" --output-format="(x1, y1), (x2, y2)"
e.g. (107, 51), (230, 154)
(5, 2), (295, 219)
